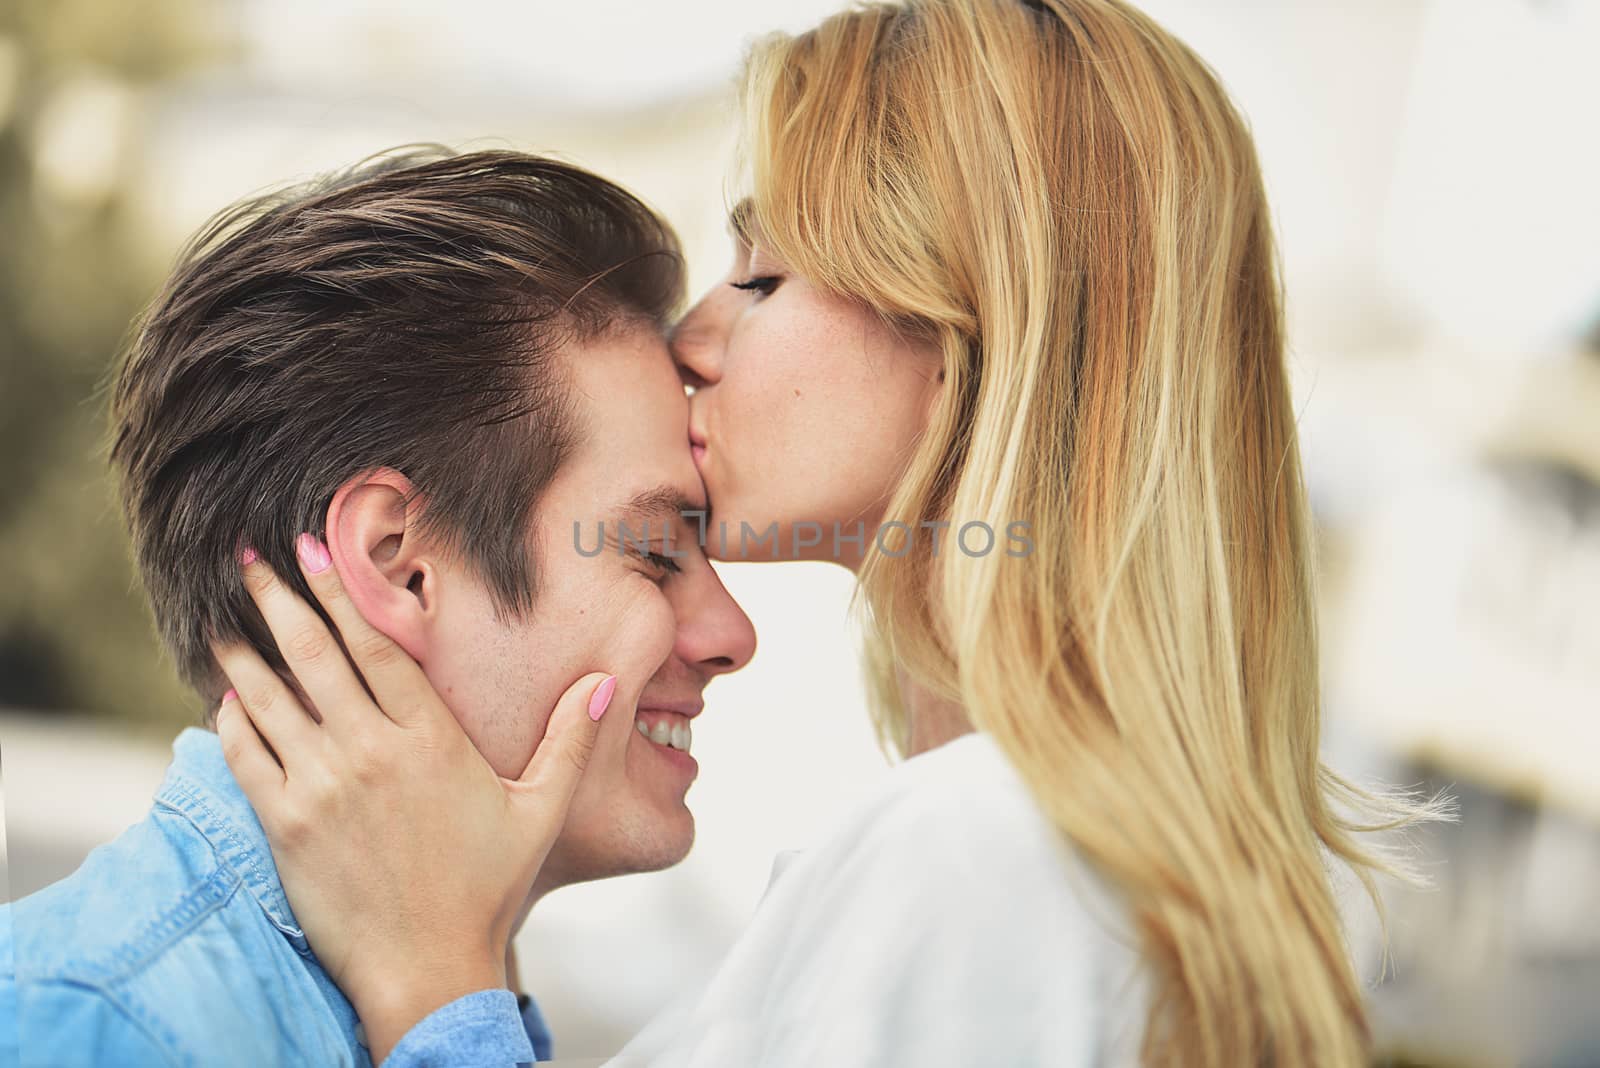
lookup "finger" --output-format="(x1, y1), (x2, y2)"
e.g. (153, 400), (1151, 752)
(216, 688), (285, 796)
(239, 543), (373, 734)
(212, 640), (321, 769)
(514, 673), (614, 815)
(288, 533), (438, 731)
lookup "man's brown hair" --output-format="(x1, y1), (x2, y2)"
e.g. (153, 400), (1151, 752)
(110, 148), (683, 703)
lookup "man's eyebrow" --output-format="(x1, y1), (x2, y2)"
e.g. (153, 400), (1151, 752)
(616, 484), (703, 525)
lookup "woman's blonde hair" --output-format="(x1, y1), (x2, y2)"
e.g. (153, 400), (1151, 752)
(738, 2), (1439, 1063)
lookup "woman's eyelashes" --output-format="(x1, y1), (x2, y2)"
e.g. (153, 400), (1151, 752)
(730, 275), (781, 297)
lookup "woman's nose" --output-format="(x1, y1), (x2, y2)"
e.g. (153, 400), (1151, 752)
(668, 295), (730, 389)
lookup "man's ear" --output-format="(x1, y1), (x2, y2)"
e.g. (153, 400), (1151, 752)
(324, 468), (439, 661)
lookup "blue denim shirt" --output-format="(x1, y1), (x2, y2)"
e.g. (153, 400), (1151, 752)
(0, 727), (552, 1066)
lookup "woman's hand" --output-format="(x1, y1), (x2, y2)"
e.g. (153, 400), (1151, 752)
(210, 535), (616, 1064)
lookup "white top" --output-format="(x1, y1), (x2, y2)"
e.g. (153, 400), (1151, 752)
(608, 732), (1150, 1067)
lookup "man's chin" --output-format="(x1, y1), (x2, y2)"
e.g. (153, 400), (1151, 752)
(622, 810), (695, 875)
(544, 807), (695, 887)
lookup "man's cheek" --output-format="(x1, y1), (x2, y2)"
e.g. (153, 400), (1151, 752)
(599, 711), (637, 773)
(469, 706), (552, 781)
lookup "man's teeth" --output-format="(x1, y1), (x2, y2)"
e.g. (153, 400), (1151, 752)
(636, 718), (692, 753)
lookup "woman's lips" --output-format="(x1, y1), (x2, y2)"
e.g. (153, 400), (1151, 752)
(688, 427), (708, 467)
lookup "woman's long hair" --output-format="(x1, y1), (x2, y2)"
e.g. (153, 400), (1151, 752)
(738, 2), (1441, 1063)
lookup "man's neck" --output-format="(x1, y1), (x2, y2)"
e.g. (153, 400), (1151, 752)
(505, 941), (525, 997)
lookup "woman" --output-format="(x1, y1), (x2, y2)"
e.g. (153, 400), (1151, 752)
(216, 0), (1437, 1063)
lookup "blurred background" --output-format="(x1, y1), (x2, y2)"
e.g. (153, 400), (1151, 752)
(1, 1), (1596, 1064)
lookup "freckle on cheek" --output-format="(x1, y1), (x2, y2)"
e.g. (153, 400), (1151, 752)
(793, 388), (802, 398)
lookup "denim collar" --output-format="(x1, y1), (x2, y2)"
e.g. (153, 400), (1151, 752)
(154, 727), (308, 953)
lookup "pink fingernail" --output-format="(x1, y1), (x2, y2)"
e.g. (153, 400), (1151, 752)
(588, 675), (617, 721)
(296, 533), (332, 574)
(238, 546), (258, 567)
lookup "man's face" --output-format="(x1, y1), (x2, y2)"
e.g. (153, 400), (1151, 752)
(424, 326), (756, 888)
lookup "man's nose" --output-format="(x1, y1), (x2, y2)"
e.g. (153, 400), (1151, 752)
(672, 562), (756, 678)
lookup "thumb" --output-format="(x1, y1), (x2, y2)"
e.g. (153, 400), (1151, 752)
(514, 672), (616, 807)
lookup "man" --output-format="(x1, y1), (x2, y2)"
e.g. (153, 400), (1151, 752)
(0, 150), (755, 1066)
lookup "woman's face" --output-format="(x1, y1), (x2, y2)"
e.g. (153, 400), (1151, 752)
(671, 234), (943, 568)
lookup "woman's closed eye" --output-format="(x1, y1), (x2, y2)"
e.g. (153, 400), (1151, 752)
(730, 275), (781, 297)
